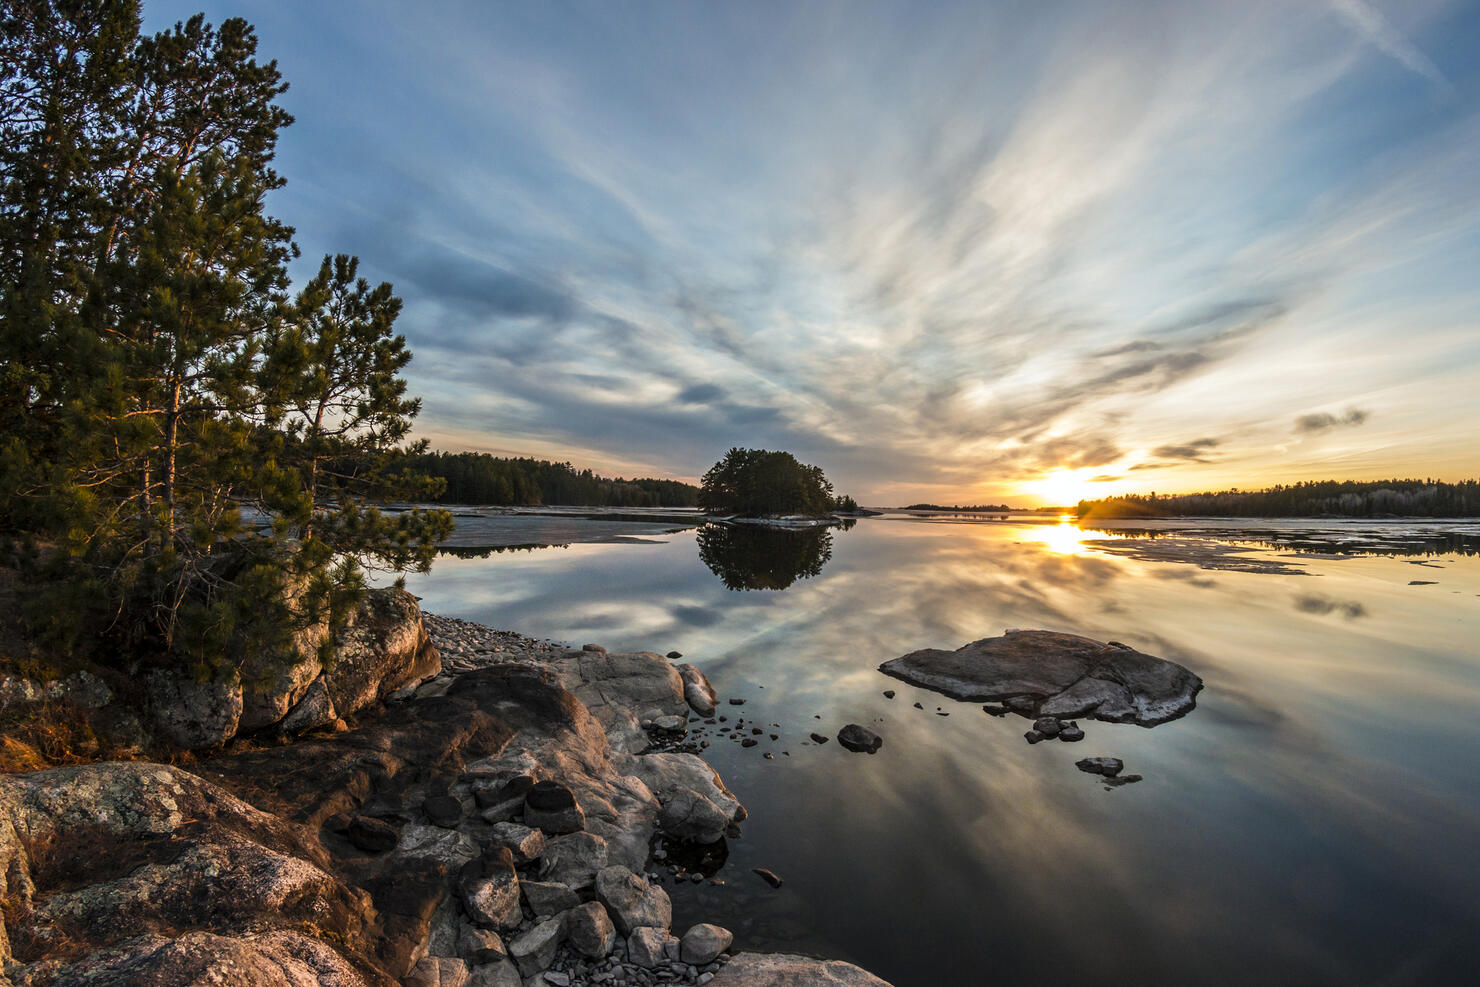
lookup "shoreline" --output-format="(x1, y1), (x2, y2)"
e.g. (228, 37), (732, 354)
(0, 603), (891, 987)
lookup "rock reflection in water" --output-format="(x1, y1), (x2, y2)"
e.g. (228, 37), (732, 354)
(697, 524), (834, 591)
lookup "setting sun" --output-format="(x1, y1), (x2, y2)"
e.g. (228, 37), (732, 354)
(1027, 468), (1098, 507)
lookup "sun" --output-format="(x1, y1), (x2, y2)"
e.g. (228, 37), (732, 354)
(1029, 468), (1096, 508)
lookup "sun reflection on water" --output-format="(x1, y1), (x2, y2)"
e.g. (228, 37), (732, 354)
(1037, 519), (1093, 555)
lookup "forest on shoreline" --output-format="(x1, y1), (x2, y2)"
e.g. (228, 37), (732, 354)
(1077, 479), (1480, 519)
(405, 451), (700, 508)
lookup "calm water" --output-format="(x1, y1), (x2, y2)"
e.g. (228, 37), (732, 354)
(397, 515), (1480, 986)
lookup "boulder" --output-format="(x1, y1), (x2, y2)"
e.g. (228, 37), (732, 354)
(627, 927), (672, 969)
(486, 821), (546, 864)
(408, 955), (472, 987)
(879, 630), (1202, 726)
(594, 866), (672, 934)
(458, 923), (507, 963)
(680, 923), (733, 964)
(323, 587), (441, 718)
(144, 667), (243, 749)
(277, 677), (338, 735)
(459, 848), (522, 930)
(508, 917), (565, 977)
(566, 900), (617, 958)
(523, 780), (585, 834)
(539, 832), (609, 890)
(837, 724), (882, 754)
(709, 952), (893, 986)
(424, 794), (465, 828)
(675, 663), (718, 716)
(657, 788), (732, 844)
(619, 752), (745, 826)
(521, 880), (581, 917)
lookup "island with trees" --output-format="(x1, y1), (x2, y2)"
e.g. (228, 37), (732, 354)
(697, 447), (859, 523)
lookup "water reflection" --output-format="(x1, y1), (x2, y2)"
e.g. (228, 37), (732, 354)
(697, 524), (835, 591)
(395, 517), (1480, 986)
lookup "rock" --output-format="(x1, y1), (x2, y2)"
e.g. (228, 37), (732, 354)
(425, 793), (465, 828)
(539, 832), (610, 890)
(728, 698), (746, 705)
(658, 788), (732, 844)
(653, 714), (688, 733)
(524, 780), (585, 834)
(1104, 773), (1144, 786)
(622, 752), (745, 827)
(522, 880), (582, 917)
(627, 927), (672, 969)
(543, 973), (572, 987)
(1033, 716), (1062, 737)
(410, 955), (473, 987)
(566, 900), (617, 958)
(1059, 724), (1085, 742)
(752, 867), (784, 888)
(881, 630), (1202, 727)
(741, 738), (758, 748)
(676, 664), (718, 716)
(145, 667), (243, 749)
(666, 651), (683, 660)
(594, 865), (672, 934)
(882, 690), (895, 699)
(557, 650), (687, 750)
(323, 586), (441, 719)
(460, 847), (523, 930)
(680, 923), (733, 964)
(1024, 730), (1045, 744)
(460, 922), (508, 962)
(809, 733), (828, 744)
(709, 952), (892, 986)
(276, 676), (338, 735)
(508, 917), (565, 977)
(837, 724), (882, 754)
(398, 822), (482, 868)
(346, 814), (399, 853)
(1075, 757), (1124, 777)
(488, 821), (547, 864)
(583, 643), (608, 653)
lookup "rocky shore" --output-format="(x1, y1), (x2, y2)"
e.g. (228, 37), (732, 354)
(0, 600), (890, 987)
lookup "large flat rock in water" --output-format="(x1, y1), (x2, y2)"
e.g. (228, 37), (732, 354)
(710, 952), (894, 986)
(879, 630), (1202, 726)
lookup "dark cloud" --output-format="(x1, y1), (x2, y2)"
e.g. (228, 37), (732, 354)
(1150, 438), (1220, 461)
(1295, 408), (1370, 433)
(678, 383), (726, 404)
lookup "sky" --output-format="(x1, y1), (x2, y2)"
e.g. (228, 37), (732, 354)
(147, 0), (1480, 506)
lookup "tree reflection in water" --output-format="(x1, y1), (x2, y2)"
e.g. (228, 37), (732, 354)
(697, 523), (834, 591)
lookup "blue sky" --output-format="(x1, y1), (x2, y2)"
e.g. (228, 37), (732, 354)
(148, 0), (1480, 504)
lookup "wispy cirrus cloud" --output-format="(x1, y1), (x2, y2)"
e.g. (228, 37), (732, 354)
(154, 0), (1480, 500)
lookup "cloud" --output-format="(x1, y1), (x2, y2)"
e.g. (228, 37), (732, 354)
(1295, 408), (1371, 434)
(1150, 438), (1221, 461)
(229, 0), (1480, 502)
(1328, 0), (1450, 93)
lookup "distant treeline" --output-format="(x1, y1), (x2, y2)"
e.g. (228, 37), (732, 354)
(406, 452), (699, 507)
(1077, 479), (1480, 519)
(903, 503), (1014, 512)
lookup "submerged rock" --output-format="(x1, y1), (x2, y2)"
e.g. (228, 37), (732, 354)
(879, 630), (1202, 727)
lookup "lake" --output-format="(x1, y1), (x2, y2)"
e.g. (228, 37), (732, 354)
(395, 512), (1480, 986)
